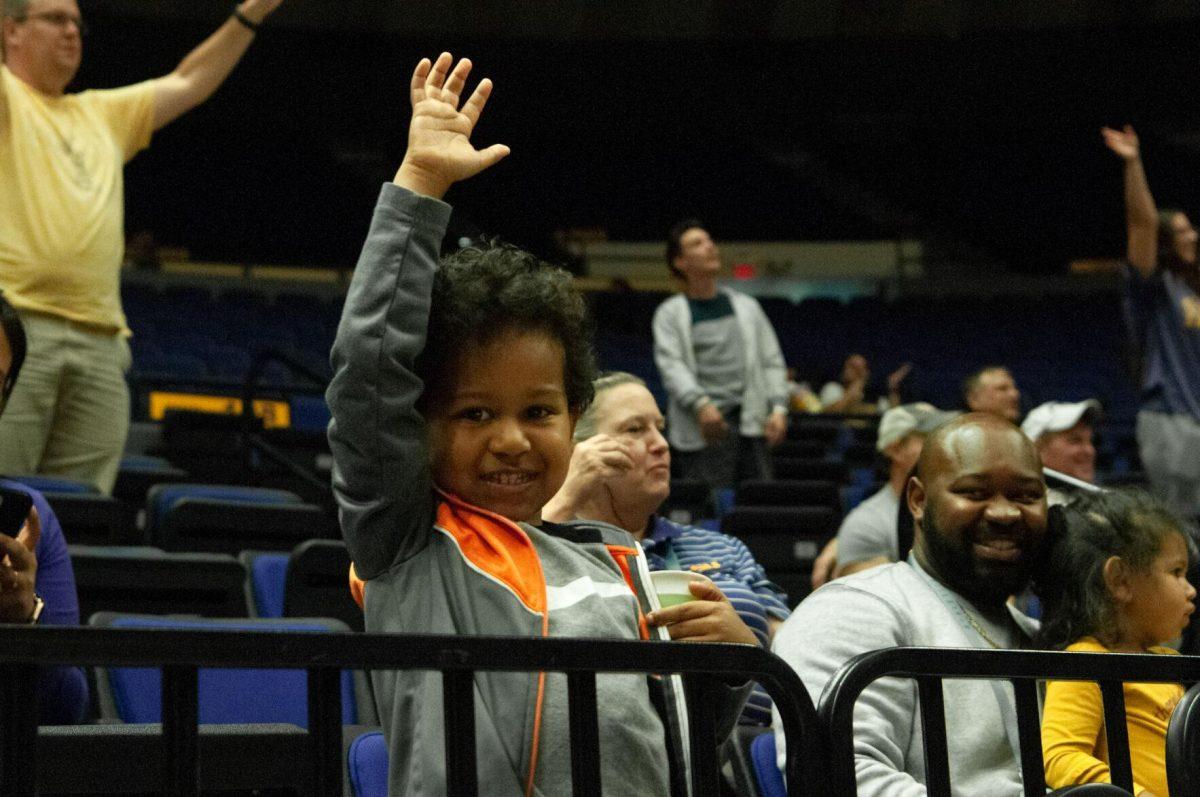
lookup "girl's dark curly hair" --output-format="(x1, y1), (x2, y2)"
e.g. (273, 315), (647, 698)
(1034, 488), (1190, 650)
(416, 242), (596, 415)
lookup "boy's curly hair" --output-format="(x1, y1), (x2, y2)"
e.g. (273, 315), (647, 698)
(416, 242), (596, 415)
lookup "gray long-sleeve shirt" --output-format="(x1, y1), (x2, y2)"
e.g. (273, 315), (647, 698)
(652, 289), (789, 451)
(772, 561), (1039, 796)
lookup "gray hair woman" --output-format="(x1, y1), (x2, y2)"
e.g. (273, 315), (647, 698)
(543, 372), (791, 725)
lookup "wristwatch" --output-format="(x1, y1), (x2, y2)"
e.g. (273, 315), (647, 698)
(27, 593), (44, 625)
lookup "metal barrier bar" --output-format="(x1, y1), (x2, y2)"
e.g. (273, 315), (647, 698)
(1099, 680), (1133, 793)
(822, 647), (1200, 796)
(1011, 678), (1046, 797)
(0, 627), (822, 796)
(162, 665), (199, 797)
(683, 674), (721, 795)
(916, 676), (950, 797)
(443, 669), (478, 797)
(0, 664), (37, 795)
(307, 667), (342, 795)
(567, 671), (601, 797)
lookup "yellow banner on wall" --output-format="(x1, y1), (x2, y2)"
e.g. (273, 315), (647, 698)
(148, 391), (291, 429)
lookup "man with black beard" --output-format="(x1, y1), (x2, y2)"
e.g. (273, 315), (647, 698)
(772, 413), (1049, 796)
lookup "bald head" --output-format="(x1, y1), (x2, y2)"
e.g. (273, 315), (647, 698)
(916, 412), (1041, 483)
(908, 412), (1049, 607)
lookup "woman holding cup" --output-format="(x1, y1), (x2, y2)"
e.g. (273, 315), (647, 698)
(543, 372), (790, 725)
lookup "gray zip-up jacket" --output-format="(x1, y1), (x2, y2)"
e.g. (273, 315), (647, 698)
(652, 290), (789, 451)
(328, 184), (747, 796)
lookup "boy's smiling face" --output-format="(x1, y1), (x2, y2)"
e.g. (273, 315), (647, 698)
(427, 330), (576, 524)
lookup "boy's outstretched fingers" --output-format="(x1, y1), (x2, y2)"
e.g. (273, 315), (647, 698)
(460, 78), (493, 127)
(442, 57), (472, 108)
(410, 57), (432, 104)
(396, 54), (510, 199)
(424, 52), (453, 96)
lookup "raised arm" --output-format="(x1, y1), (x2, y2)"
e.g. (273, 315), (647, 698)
(327, 54), (509, 579)
(1102, 125), (1159, 277)
(151, 0), (284, 131)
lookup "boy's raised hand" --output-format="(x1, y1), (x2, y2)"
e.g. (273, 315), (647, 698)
(394, 53), (511, 200)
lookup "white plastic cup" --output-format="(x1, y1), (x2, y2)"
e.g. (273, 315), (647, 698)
(649, 570), (714, 608)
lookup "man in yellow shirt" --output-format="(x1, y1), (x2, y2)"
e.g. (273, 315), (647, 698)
(0, 0), (285, 493)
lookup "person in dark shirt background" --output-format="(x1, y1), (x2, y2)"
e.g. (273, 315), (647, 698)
(1105, 124), (1200, 520)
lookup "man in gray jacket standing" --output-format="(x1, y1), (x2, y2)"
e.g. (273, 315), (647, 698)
(773, 413), (1049, 795)
(653, 220), (789, 491)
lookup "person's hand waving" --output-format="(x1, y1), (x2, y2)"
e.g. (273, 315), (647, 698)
(395, 53), (511, 200)
(236, 0), (285, 24)
(1102, 124), (1140, 162)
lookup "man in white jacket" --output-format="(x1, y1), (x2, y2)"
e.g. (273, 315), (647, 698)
(773, 412), (1050, 795)
(653, 220), (789, 491)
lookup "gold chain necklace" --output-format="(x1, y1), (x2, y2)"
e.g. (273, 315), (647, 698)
(955, 602), (1005, 650)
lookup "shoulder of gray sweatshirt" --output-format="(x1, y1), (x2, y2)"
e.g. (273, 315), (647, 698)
(770, 562), (1035, 797)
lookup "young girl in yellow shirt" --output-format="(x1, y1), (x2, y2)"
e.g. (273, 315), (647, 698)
(1038, 489), (1196, 797)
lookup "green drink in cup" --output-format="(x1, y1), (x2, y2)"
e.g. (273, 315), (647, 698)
(648, 570), (714, 609)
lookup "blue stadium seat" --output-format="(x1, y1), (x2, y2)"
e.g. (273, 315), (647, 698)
(113, 456), (189, 510)
(90, 614), (366, 727)
(71, 546), (249, 619)
(283, 539), (362, 631)
(750, 731), (785, 797)
(4, 474), (96, 494)
(146, 484), (302, 532)
(43, 493), (128, 545)
(146, 484), (331, 554)
(289, 394), (331, 433)
(240, 551), (289, 618)
(120, 454), (175, 471)
(347, 729), (388, 797)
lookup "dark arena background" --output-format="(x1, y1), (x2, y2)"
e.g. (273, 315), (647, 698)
(6, 2), (1200, 794)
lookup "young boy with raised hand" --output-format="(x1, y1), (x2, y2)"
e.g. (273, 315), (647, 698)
(327, 53), (751, 796)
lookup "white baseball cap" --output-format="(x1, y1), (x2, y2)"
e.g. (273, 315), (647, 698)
(877, 403), (958, 452)
(1021, 400), (1102, 442)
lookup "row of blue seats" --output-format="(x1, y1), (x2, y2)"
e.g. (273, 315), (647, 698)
(69, 536), (359, 624)
(119, 279), (1143, 425)
(13, 473), (339, 552)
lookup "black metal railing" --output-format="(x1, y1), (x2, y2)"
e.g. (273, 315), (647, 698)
(0, 626), (823, 796)
(821, 646), (1200, 797)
